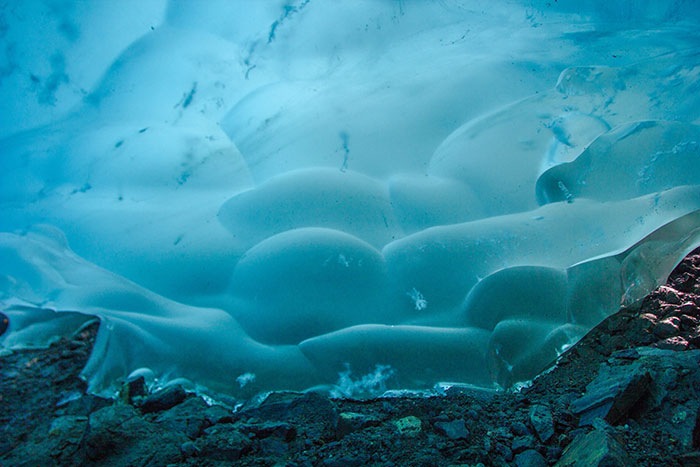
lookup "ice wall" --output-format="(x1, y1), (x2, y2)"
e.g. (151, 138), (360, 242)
(1, 0), (700, 397)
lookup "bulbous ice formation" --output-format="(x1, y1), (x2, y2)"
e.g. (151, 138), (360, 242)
(1, 0), (700, 397)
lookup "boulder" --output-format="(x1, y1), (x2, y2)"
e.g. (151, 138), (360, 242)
(570, 364), (651, 426)
(336, 412), (381, 439)
(555, 429), (632, 467)
(529, 404), (554, 443)
(511, 435), (536, 454)
(140, 385), (187, 414)
(196, 425), (252, 461)
(240, 421), (296, 441)
(154, 397), (211, 439)
(434, 419), (470, 440)
(85, 404), (185, 465)
(653, 317), (681, 339)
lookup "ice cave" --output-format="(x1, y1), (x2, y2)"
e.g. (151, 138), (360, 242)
(1, 0), (700, 399)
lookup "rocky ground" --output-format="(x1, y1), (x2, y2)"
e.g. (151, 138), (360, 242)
(1, 248), (700, 467)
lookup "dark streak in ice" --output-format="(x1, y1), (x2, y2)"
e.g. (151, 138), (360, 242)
(339, 131), (350, 172)
(182, 82), (197, 108)
(267, 0), (311, 44)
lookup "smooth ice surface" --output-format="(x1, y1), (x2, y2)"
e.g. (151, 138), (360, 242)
(1, 0), (700, 397)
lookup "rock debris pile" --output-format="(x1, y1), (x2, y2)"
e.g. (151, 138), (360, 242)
(1, 248), (700, 466)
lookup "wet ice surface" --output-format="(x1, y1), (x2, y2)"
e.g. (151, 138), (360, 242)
(1, 1), (700, 397)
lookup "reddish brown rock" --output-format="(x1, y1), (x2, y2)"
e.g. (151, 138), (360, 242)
(679, 314), (699, 329)
(631, 313), (657, 334)
(680, 302), (700, 315)
(656, 286), (683, 305)
(653, 317), (681, 339)
(660, 304), (680, 317)
(688, 331), (700, 348)
(655, 336), (690, 351)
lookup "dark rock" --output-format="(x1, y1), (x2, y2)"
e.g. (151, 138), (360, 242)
(1, 414), (90, 465)
(511, 421), (530, 436)
(337, 412), (381, 439)
(85, 404), (185, 465)
(197, 425), (252, 461)
(610, 348), (640, 360)
(47, 415), (88, 455)
(55, 393), (111, 416)
(84, 405), (139, 459)
(608, 334), (628, 351)
(565, 428), (587, 444)
(465, 408), (479, 420)
(259, 437), (289, 456)
(381, 401), (397, 414)
(558, 392), (580, 408)
(180, 440), (199, 457)
(0, 311), (8, 336)
(546, 446), (563, 463)
(121, 375), (146, 404)
(239, 391), (338, 438)
(140, 385), (187, 414)
(679, 452), (700, 467)
(493, 442), (514, 461)
(434, 419), (469, 440)
(529, 404), (554, 443)
(204, 404), (235, 425)
(554, 429), (633, 466)
(570, 364), (651, 426)
(515, 449), (547, 467)
(634, 313), (657, 331)
(154, 397), (210, 439)
(632, 349), (700, 449)
(241, 421), (296, 441)
(511, 435), (536, 454)
(556, 412), (578, 434)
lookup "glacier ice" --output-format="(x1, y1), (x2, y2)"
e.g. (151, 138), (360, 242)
(1, 0), (700, 398)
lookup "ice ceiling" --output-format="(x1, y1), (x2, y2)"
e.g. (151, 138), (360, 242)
(1, 0), (700, 398)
